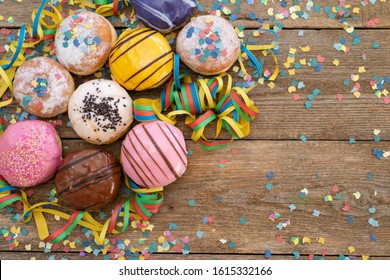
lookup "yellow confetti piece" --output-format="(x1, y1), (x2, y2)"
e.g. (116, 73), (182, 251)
(289, 47), (297, 54)
(353, 7), (360, 14)
(324, 195), (333, 202)
(85, 246), (93, 253)
(232, 66), (240, 73)
(299, 45), (311, 52)
(63, 240), (70, 245)
(85, 23), (94, 29)
(267, 82), (275, 89)
(90, 44), (97, 51)
(382, 89), (389, 96)
(69, 242), (76, 248)
(345, 26), (354, 33)
(333, 59), (340, 66)
(353, 191), (361, 200)
(38, 241), (46, 248)
(302, 237), (311, 244)
(353, 91), (361, 98)
(316, 237), (325, 245)
(358, 66), (366, 73)
(124, 239), (131, 246)
(288, 86), (296, 93)
(25, 244), (32, 251)
(54, 215), (61, 221)
(351, 74), (359, 81)
(31, 80), (38, 87)
(287, 56), (295, 63)
(374, 129), (381, 136)
(348, 246), (355, 254)
(291, 237), (299, 245)
(267, 8), (274, 16)
(291, 13), (299, 20)
(362, 255), (369, 260)
(299, 59), (307, 65)
(205, 16), (213, 24)
(0, 15), (4, 21)
(283, 62), (291, 69)
(383, 151), (390, 158)
(116, 221), (123, 227)
(10, 226), (20, 234)
(16, 107), (22, 113)
(14, 240), (19, 248)
(158, 236), (166, 243)
(288, 69), (296, 76)
(252, 30), (260, 37)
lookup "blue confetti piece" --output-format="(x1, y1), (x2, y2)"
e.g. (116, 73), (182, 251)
(188, 199), (196, 206)
(187, 149), (193, 156)
(367, 172), (374, 180)
(372, 42), (380, 49)
(196, 230), (204, 238)
(305, 101), (312, 109)
(313, 210), (320, 217)
(374, 135), (381, 142)
(315, 64), (322, 72)
(293, 250), (300, 259)
(349, 138), (356, 144)
(249, 12), (256, 20)
(169, 223), (178, 230)
(264, 249), (271, 259)
(216, 196), (222, 202)
(240, 217), (247, 225)
(335, 193), (345, 200)
(93, 249), (100, 256)
(230, 14), (238, 21)
(347, 216), (353, 223)
(267, 171), (274, 179)
(203, 217), (208, 224)
(368, 207), (376, 214)
(300, 135), (307, 142)
(368, 218), (379, 227)
(229, 241), (236, 249)
(288, 204), (296, 212)
(369, 234), (377, 242)
(266, 183), (273, 191)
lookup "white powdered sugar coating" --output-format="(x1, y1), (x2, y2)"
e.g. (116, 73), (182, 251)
(54, 11), (111, 73)
(13, 57), (73, 117)
(68, 79), (134, 145)
(176, 15), (240, 75)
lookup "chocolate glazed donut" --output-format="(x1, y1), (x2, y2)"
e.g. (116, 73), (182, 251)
(54, 148), (121, 211)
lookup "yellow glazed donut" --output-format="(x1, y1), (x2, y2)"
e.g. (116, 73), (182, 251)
(109, 27), (173, 91)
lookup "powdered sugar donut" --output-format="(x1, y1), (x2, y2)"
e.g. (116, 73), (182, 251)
(132, 0), (196, 33)
(121, 121), (187, 188)
(68, 79), (133, 145)
(176, 15), (240, 75)
(13, 57), (75, 118)
(0, 120), (62, 188)
(54, 11), (117, 75)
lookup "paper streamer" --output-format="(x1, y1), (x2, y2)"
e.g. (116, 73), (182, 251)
(133, 53), (262, 150)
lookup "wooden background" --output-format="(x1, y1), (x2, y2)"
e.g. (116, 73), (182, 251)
(0, 0), (389, 260)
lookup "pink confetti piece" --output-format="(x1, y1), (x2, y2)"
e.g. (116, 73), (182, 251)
(230, 148), (237, 155)
(293, 94), (300, 101)
(331, 184), (339, 193)
(336, 94), (343, 101)
(317, 54), (325, 62)
(342, 202), (350, 212)
(275, 235), (284, 243)
(384, 97), (390, 104)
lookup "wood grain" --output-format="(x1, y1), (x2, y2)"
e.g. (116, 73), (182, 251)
(1, 140), (389, 257)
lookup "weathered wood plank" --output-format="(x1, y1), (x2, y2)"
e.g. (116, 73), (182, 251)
(0, 0), (389, 29)
(2, 29), (390, 141)
(1, 252), (387, 260)
(1, 140), (389, 256)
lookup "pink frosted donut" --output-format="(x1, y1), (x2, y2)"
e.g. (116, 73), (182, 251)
(121, 121), (187, 188)
(0, 120), (62, 188)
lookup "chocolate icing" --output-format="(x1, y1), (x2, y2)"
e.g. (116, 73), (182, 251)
(132, 0), (196, 33)
(54, 148), (121, 211)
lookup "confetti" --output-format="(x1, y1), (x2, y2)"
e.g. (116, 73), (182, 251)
(368, 218), (379, 227)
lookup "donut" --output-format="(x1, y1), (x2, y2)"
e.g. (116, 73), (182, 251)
(132, 0), (196, 33)
(13, 57), (75, 118)
(109, 27), (173, 91)
(176, 15), (240, 75)
(54, 148), (121, 211)
(68, 79), (133, 145)
(0, 120), (62, 188)
(54, 11), (117, 76)
(121, 121), (187, 188)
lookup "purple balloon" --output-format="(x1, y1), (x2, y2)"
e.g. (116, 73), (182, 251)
(132, 0), (196, 33)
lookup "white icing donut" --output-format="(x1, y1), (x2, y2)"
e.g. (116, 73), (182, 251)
(68, 79), (133, 145)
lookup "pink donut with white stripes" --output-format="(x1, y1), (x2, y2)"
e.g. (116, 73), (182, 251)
(121, 121), (187, 188)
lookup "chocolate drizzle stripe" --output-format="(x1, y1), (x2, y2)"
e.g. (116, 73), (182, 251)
(57, 151), (102, 173)
(61, 169), (122, 198)
(57, 163), (120, 196)
(134, 57), (173, 91)
(121, 144), (149, 186)
(133, 127), (170, 181)
(110, 30), (158, 64)
(111, 28), (152, 55)
(141, 123), (179, 179)
(164, 122), (187, 157)
(124, 50), (173, 84)
(156, 122), (186, 166)
(128, 136), (160, 185)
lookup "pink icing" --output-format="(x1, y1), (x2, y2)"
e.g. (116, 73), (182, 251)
(121, 121), (187, 188)
(0, 120), (63, 188)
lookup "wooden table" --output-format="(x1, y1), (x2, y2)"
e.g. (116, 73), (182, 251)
(0, 0), (389, 260)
